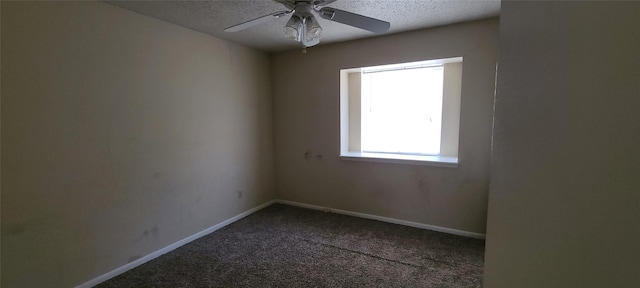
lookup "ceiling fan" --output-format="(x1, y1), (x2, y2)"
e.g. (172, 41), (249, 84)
(224, 0), (390, 48)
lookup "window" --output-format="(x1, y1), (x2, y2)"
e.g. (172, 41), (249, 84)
(340, 57), (463, 167)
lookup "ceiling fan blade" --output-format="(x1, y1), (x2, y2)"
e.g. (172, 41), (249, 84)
(318, 7), (390, 34)
(224, 11), (292, 32)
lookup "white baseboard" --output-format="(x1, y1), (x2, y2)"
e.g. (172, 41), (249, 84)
(77, 198), (483, 287)
(274, 199), (485, 239)
(76, 200), (275, 288)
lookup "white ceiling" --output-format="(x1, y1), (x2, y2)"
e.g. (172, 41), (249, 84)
(107, 0), (500, 52)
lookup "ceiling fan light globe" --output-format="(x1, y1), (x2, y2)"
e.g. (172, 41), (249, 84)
(284, 26), (300, 41)
(306, 27), (322, 41)
(284, 15), (303, 41)
(305, 15), (322, 40)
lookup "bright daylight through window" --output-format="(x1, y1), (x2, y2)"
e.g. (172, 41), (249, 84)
(340, 57), (463, 166)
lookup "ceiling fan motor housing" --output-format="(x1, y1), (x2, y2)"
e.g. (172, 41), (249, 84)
(276, 0), (337, 10)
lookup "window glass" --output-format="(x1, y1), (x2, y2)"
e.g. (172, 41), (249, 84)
(361, 67), (443, 155)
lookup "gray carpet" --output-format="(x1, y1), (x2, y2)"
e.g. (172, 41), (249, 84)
(96, 204), (484, 287)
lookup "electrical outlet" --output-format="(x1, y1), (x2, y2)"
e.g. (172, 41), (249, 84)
(237, 191), (243, 199)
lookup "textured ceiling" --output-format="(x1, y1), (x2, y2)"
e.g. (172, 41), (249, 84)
(107, 0), (500, 52)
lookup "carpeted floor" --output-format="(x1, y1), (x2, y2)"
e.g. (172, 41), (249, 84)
(96, 204), (485, 287)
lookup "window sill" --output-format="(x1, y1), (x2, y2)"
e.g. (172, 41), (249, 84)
(339, 152), (458, 168)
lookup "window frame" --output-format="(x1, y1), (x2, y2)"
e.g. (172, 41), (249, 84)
(339, 57), (463, 167)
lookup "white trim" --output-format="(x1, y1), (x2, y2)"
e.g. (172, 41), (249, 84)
(275, 199), (485, 239)
(75, 200), (276, 288)
(76, 198), (483, 287)
(360, 57), (464, 73)
(340, 152), (458, 168)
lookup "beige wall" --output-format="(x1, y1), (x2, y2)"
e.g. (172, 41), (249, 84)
(1, 2), (274, 287)
(0, 1), (3, 283)
(271, 18), (499, 234)
(484, 1), (640, 287)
